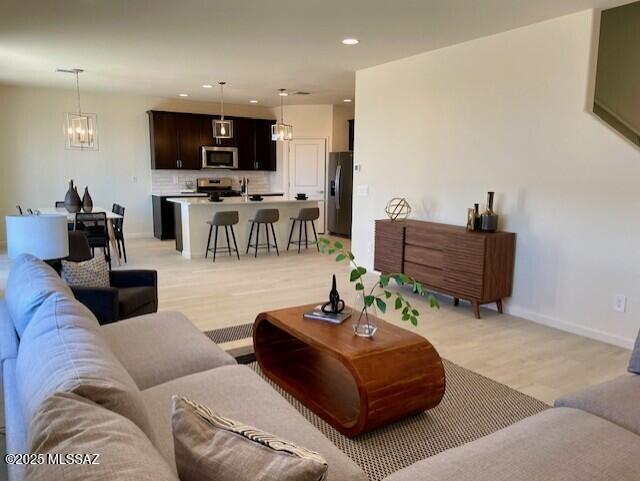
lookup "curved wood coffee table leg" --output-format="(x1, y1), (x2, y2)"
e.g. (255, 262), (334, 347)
(253, 311), (446, 437)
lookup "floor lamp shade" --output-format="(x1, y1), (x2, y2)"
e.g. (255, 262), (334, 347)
(5, 215), (69, 260)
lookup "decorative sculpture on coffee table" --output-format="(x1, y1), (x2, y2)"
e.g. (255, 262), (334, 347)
(385, 197), (412, 222)
(321, 275), (345, 314)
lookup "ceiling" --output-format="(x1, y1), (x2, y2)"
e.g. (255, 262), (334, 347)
(0, 0), (629, 106)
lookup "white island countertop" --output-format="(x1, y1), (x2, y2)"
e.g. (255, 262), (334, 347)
(167, 196), (316, 206)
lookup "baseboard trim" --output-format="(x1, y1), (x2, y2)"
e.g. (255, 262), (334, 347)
(505, 305), (635, 350)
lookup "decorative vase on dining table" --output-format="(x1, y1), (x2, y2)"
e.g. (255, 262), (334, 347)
(82, 187), (93, 213)
(64, 179), (82, 213)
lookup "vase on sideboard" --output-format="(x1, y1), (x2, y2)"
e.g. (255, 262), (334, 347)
(480, 191), (498, 232)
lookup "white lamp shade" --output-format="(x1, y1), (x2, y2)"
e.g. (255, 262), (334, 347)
(5, 215), (69, 260)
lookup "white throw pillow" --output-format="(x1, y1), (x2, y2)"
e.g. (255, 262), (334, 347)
(61, 255), (110, 288)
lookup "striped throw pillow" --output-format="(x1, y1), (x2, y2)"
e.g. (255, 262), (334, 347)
(172, 395), (328, 481)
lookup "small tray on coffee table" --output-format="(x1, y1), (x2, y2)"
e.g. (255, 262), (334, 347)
(253, 304), (446, 437)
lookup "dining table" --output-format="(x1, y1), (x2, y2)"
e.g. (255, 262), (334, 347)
(38, 207), (123, 266)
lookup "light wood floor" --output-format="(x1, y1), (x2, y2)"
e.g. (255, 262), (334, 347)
(0, 237), (631, 405)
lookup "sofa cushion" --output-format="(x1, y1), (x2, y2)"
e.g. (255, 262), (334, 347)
(381, 408), (640, 481)
(100, 311), (236, 390)
(629, 330), (640, 374)
(0, 300), (18, 362)
(5, 253), (73, 337)
(118, 286), (157, 317)
(16, 293), (156, 443)
(27, 392), (179, 481)
(172, 396), (328, 481)
(141, 365), (366, 481)
(554, 375), (640, 435)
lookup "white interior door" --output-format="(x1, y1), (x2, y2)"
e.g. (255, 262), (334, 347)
(288, 138), (326, 233)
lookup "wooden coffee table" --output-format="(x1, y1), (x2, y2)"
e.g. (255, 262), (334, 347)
(253, 304), (446, 437)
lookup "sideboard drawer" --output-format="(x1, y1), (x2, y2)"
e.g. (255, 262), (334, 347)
(405, 228), (444, 250)
(404, 245), (444, 270)
(405, 262), (444, 290)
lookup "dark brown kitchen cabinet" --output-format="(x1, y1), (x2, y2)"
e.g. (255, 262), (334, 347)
(149, 111), (201, 170)
(149, 110), (277, 171)
(149, 111), (179, 169)
(177, 114), (204, 170)
(254, 119), (276, 171)
(235, 117), (256, 170)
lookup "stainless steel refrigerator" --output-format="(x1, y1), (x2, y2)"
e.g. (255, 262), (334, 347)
(327, 152), (353, 237)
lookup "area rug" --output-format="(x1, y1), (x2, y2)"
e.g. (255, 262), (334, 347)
(205, 325), (549, 481)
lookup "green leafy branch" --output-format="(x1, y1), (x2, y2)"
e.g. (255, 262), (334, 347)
(317, 238), (439, 326)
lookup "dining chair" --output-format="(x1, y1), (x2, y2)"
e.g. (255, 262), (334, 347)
(16, 205), (23, 215)
(55, 201), (65, 208)
(74, 212), (111, 269)
(111, 204), (127, 263)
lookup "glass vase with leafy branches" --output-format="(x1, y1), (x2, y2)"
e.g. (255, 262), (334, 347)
(317, 238), (439, 337)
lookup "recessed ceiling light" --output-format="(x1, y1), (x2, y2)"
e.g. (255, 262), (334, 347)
(278, 91), (289, 97)
(179, 93), (188, 97)
(202, 84), (213, 89)
(343, 98), (353, 103)
(342, 38), (359, 45)
(249, 100), (259, 103)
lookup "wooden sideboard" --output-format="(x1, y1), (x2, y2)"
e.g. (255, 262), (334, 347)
(374, 219), (515, 318)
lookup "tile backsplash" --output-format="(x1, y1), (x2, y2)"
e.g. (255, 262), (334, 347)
(151, 170), (273, 193)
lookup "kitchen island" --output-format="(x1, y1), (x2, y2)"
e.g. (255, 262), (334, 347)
(168, 196), (319, 259)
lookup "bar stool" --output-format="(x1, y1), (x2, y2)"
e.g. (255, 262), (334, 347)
(246, 209), (280, 257)
(287, 207), (320, 253)
(205, 211), (240, 262)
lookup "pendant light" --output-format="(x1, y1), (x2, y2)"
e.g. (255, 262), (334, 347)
(213, 82), (233, 139)
(272, 88), (293, 141)
(59, 68), (98, 151)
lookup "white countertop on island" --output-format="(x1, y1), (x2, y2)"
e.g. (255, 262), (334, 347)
(166, 196), (316, 206)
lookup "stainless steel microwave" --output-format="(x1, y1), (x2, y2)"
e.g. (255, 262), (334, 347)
(201, 146), (238, 169)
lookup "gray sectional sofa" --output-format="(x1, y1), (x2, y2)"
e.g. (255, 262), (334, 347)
(2, 253), (640, 481)
(0, 255), (366, 481)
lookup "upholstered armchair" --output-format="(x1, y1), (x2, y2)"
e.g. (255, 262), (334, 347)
(65, 231), (158, 324)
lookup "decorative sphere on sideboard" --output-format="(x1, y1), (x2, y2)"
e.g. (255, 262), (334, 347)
(385, 198), (412, 222)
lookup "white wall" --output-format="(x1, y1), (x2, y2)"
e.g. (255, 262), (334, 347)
(0, 85), (273, 239)
(352, 10), (640, 348)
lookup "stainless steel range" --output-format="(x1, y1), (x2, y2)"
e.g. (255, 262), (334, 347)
(196, 178), (242, 197)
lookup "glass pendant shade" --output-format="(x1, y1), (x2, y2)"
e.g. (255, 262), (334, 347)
(272, 88), (293, 141)
(65, 112), (98, 150)
(213, 81), (233, 139)
(213, 118), (233, 139)
(271, 123), (294, 141)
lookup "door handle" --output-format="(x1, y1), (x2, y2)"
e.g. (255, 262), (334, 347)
(335, 165), (341, 210)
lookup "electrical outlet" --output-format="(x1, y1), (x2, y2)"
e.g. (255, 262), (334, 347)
(131, 176), (138, 184)
(613, 294), (627, 313)
(354, 163), (362, 172)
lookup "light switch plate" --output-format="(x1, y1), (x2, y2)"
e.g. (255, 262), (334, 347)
(357, 185), (369, 196)
(354, 163), (362, 172)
